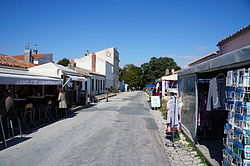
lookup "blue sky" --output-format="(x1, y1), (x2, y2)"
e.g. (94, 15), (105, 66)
(0, 0), (249, 68)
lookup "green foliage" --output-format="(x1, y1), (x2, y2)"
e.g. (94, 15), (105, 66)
(160, 99), (168, 117)
(57, 58), (70, 67)
(119, 64), (143, 87)
(141, 57), (181, 85)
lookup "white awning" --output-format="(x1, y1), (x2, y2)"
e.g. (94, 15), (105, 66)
(0, 73), (62, 85)
(68, 75), (87, 81)
(161, 74), (178, 81)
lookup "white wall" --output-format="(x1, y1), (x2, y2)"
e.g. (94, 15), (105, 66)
(74, 47), (120, 89)
(75, 56), (92, 71)
(95, 48), (120, 89)
(95, 58), (106, 75)
(89, 74), (105, 95)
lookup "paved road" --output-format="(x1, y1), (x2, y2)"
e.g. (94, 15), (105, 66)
(0, 92), (170, 166)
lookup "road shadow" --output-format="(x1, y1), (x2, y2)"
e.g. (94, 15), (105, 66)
(0, 137), (32, 151)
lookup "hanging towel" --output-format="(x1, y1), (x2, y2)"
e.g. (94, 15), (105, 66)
(206, 78), (220, 111)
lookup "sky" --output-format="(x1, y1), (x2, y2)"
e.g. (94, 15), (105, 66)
(0, 0), (249, 68)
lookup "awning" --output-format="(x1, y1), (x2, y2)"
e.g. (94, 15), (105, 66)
(161, 74), (178, 81)
(68, 75), (87, 81)
(179, 45), (250, 76)
(62, 75), (87, 88)
(145, 84), (154, 88)
(0, 73), (62, 85)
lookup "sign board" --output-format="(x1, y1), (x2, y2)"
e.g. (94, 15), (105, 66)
(151, 96), (161, 108)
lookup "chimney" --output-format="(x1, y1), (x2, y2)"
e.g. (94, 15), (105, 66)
(24, 49), (33, 64)
(68, 60), (76, 69)
(165, 69), (170, 75)
(33, 49), (38, 54)
(171, 69), (175, 74)
(92, 53), (96, 72)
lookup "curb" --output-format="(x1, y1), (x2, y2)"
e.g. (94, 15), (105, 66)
(181, 128), (214, 166)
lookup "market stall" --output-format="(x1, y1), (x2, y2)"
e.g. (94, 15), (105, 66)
(178, 45), (250, 165)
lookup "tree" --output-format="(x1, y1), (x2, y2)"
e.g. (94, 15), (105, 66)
(141, 57), (180, 85)
(57, 58), (70, 67)
(120, 64), (143, 88)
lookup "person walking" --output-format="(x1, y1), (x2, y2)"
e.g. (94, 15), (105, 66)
(58, 89), (67, 119)
(105, 88), (109, 102)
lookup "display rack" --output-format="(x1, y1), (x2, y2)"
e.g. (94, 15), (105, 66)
(223, 68), (250, 166)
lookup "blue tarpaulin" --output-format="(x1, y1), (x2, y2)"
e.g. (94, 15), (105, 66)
(145, 84), (154, 88)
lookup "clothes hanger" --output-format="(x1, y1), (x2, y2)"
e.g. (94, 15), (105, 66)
(217, 72), (226, 78)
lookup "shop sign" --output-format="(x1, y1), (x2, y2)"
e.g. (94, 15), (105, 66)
(151, 96), (161, 107)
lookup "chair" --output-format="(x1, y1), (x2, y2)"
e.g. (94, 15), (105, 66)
(0, 115), (7, 148)
(7, 106), (22, 139)
(45, 100), (54, 122)
(22, 103), (37, 129)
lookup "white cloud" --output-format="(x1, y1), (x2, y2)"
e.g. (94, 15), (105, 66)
(164, 54), (201, 68)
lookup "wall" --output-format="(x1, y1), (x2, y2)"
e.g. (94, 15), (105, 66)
(75, 56), (92, 71)
(105, 62), (114, 88)
(95, 48), (120, 89)
(89, 74), (105, 95)
(95, 58), (106, 75)
(74, 48), (120, 89)
(220, 30), (250, 55)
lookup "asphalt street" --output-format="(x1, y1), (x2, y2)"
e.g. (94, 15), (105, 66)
(0, 91), (170, 166)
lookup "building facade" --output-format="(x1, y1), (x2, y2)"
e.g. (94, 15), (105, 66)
(74, 47), (120, 89)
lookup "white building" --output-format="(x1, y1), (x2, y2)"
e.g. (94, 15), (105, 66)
(68, 61), (106, 95)
(74, 47), (120, 89)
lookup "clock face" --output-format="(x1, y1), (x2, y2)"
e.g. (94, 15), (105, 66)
(106, 52), (111, 57)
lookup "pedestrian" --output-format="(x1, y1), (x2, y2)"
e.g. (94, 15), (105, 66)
(58, 88), (67, 119)
(152, 87), (156, 96)
(5, 91), (14, 115)
(105, 88), (109, 102)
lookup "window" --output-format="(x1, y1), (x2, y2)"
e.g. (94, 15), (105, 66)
(103, 80), (105, 89)
(100, 80), (103, 90)
(96, 79), (98, 91)
(91, 79), (94, 91)
(85, 81), (88, 90)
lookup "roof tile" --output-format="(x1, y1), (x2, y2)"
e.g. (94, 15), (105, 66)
(0, 54), (35, 68)
(12, 53), (53, 60)
(217, 24), (250, 46)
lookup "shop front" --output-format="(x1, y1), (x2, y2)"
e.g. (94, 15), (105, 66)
(0, 68), (62, 147)
(178, 45), (250, 165)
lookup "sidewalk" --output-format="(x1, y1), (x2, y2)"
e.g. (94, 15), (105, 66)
(145, 97), (208, 166)
(68, 93), (118, 112)
(96, 92), (117, 101)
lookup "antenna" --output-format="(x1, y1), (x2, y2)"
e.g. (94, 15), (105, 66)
(25, 42), (30, 49)
(33, 44), (39, 54)
(84, 50), (89, 55)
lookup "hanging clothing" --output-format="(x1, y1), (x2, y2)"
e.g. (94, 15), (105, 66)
(166, 97), (182, 128)
(206, 77), (226, 111)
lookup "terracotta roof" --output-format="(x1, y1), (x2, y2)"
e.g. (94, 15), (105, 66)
(0, 54), (35, 68)
(79, 73), (91, 77)
(13, 53), (53, 60)
(217, 24), (250, 46)
(188, 52), (219, 66)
